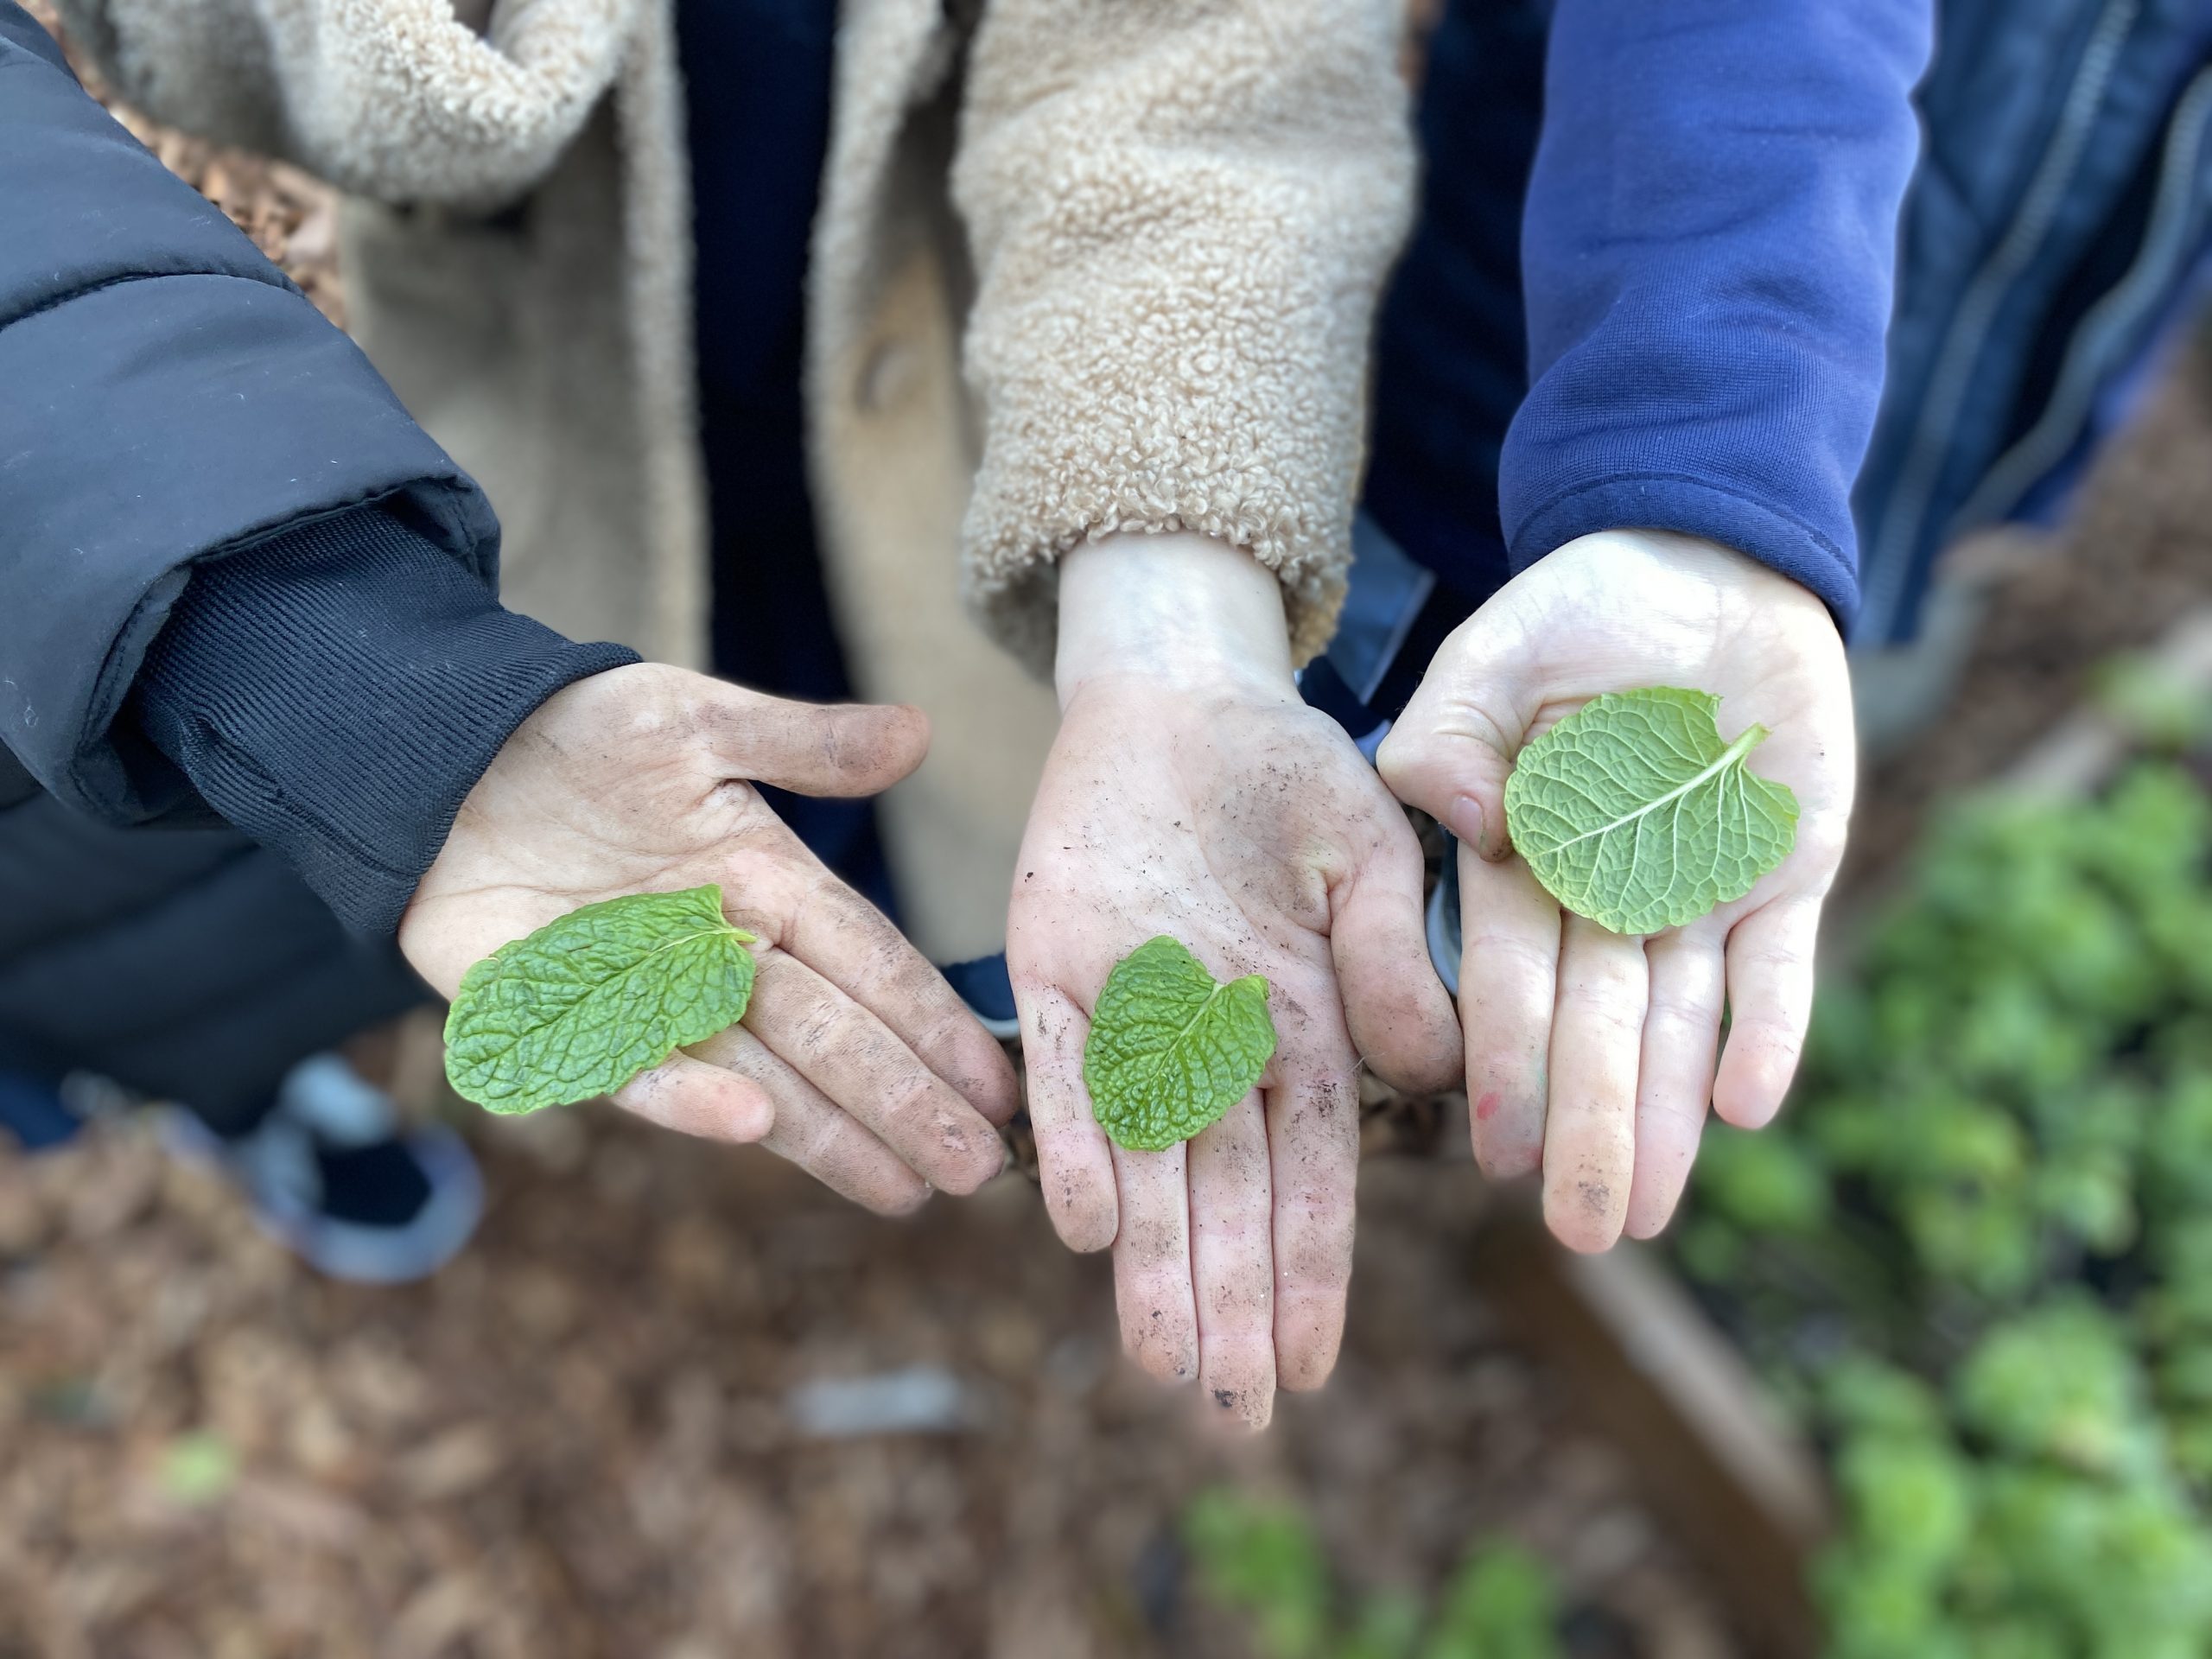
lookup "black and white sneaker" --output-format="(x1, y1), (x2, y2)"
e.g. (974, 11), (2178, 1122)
(168, 1052), (482, 1285)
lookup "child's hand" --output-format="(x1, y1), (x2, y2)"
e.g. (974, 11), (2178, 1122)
(1377, 531), (1853, 1251)
(400, 664), (1019, 1210)
(1009, 535), (1458, 1428)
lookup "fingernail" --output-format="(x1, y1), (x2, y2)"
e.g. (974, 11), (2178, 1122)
(1446, 793), (1489, 856)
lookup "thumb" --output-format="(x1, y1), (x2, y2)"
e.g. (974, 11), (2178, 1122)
(693, 684), (931, 798)
(1376, 639), (1526, 863)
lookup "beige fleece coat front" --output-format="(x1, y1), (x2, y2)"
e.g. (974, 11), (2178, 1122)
(57, 0), (1416, 959)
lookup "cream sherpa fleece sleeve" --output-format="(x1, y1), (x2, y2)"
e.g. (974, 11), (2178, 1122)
(952, 0), (1417, 670)
(51, 0), (635, 210)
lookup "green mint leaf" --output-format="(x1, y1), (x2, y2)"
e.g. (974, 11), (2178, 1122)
(1503, 687), (1798, 935)
(1084, 936), (1276, 1152)
(443, 884), (756, 1115)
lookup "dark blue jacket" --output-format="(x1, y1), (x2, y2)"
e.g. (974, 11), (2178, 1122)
(0, 6), (628, 1121)
(1855, 0), (2212, 641)
(1367, 0), (2212, 648)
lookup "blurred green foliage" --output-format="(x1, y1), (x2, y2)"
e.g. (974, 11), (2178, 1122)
(1182, 1488), (1562, 1659)
(2094, 653), (2212, 753)
(157, 1429), (239, 1505)
(1673, 752), (2212, 1657)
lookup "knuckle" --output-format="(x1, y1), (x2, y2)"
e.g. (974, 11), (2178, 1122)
(798, 1114), (849, 1167)
(1278, 1216), (1355, 1295)
(791, 1003), (843, 1061)
(1373, 732), (1421, 790)
(1730, 1021), (1804, 1067)
(905, 1001), (976, 1071)
(880, 1071), (948, 1127)
(615, 694), (692, 750)
(1463, 930), (1559, 983)
(1572, 994), (1646, 1043)
(1643, 984), (1717, 1032)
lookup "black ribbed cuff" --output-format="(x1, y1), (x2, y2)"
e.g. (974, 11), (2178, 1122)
(133, 507), (639, 935)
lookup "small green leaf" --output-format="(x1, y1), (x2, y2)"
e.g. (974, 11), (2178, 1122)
(1084, 936), (1276, 1152)
(1503, 687), (1798, 935)
(158, 1431), (238, 1505)
(444, 885), (756, 1115)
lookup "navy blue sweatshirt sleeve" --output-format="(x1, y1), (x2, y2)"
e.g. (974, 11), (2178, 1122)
(1498, 0), (1932, 621)
(132, 509), (637, 936)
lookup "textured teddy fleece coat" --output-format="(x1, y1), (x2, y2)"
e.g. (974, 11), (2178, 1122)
(56, 0), (1416, 958)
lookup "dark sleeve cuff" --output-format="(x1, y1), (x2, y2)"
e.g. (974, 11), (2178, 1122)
(131, 507), (639, 935)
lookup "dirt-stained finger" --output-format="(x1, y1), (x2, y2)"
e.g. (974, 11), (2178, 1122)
(696, 689), (931, 798)
(685, 1022), (930, 1216)
(1328, 813), (1461, 1094)
(1187, 1092), (1276, 1431)
(743, 950), (1006, 1194)
(612, 1053), (775, 1145)
(1110, 1140), (1198, 1387)
(1542, 916), (1648, 1254)
(1014, 980), (1117, 1251)
(1264, 1052), (1359, 1394)
(783, 874), (1021, 1126)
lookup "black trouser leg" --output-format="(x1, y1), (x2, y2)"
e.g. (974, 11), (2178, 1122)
(0, 799), (427, 1139)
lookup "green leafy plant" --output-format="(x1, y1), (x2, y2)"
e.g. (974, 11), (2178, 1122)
(443, 884), (757, 1114)
(1421, 1545), (1561, 1659)
(1503, 687), (1797, 934)
(2094, 652), (2212, 752)
(1084, 935), (1277, 1151)
(1185, 1488), (1334, 1659)
(1182, 1488), (1562, 1659)
(1664, 724), (2212, 1656)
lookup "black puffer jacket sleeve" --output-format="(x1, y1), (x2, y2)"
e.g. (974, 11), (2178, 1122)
(0, 6), (633, 933)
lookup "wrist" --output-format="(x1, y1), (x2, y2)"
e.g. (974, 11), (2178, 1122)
(136, 510), (637, 935)
(1053, 532), (1295, 706)
(1560, 529), (1841, 632)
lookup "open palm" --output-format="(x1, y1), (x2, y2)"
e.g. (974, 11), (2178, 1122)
(1009, 670), (1458, 1428)
(1378, 531), (1853, 1250)
(400, 664), (1017, 1210)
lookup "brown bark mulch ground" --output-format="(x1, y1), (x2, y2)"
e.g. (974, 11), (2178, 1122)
(0, 1097), (1736, 1658)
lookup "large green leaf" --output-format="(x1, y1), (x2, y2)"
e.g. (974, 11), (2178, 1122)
(443, 885), (756, 1114)
(1503, 687), (1798, 935)
(1084, 936), (1276, 1152)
